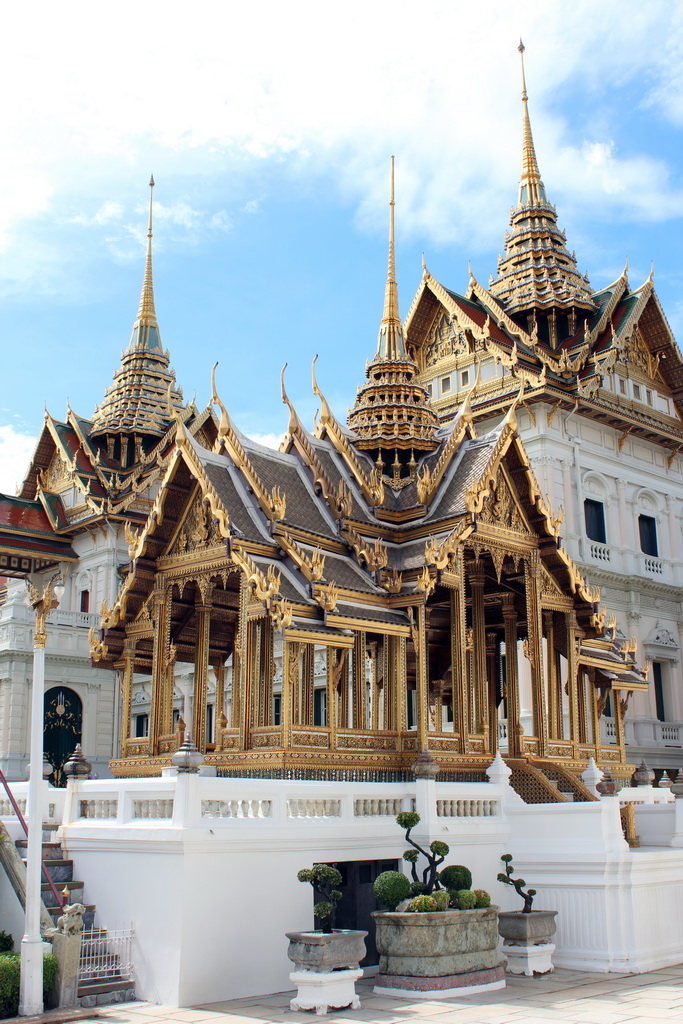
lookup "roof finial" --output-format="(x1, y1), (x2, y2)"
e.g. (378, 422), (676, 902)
(376, 156), (406, 360)
(136, 175), (158, 330)
(517, 42), (546, 207)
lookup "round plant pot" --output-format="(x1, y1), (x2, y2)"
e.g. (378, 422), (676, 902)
(285, 929), (367, 973)
(372, 908), (505, 997)
(497, 910), (557, 946)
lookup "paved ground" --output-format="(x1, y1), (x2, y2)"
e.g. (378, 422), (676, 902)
(89, 965), (683, 1024)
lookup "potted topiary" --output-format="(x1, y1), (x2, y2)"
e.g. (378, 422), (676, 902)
(496, 854), (557, 975)
(286, 864), (367, 1013)
(371, 811), (504, 998)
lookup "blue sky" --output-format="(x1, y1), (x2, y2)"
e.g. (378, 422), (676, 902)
(1, 0), (682, 491)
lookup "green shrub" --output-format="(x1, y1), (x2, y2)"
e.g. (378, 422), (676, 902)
(297, 863), (344, 934)
(0, 935), (12, 955)
(0, 953), (57, 1018)
(474, 889), (491, 908)
(432, 890), (450, 911)
(439, 864), (472, 891)
(409, 881), (426, 897)
(373, 870), (411, 910)
(455, 889), (477, 910)
(407, 895), (437, 913)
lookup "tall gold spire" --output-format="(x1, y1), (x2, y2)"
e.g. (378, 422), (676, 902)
(488, 44), (595, 326)
(347, 158), (438, 474)
(91, 177), (183, 440)
(376, 157), (406, 360)
(518, 40), (546, 207)
(136, 175), (158, 328)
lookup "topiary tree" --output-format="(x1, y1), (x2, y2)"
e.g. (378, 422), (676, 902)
(373, 870), (411, 910)
(407, 895), (438, 913)
(438, 864), (472, 892)
(396, 811), (449, 895)
(454, 889), (477, 910)
(473, 889), (491, 908)
(497, 853), (536, 913)
(297, 864), (343, 933)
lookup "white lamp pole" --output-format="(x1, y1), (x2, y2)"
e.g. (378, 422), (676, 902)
(19, 572), (64, 1017)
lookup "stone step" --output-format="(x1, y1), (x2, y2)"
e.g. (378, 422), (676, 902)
(77, 980), (135, 1007)
(15, 840), (64, 860)
(42, 880), (84, 907)
(32, 858), (74, 884)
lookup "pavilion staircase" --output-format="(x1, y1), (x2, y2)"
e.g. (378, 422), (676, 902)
(14, 826), (136, 1007)
(505, 758), (597, 804)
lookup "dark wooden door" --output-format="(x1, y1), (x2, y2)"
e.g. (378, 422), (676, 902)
(324, 859), (399, 967)
(43, 687), (82, 787)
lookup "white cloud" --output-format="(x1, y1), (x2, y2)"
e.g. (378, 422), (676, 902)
(251, 433), (284, 451)
(0, 1), (680, 289)
(0, 425), (37, 494)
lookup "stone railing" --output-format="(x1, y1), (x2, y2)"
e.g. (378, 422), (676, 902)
(625, 717), (683, 749)
(48, 609), (102, 629)
(589, 541), (611, 563)
(354, 797), (404, 816)
(643, 555), (663, 575)
(79, 799), (118, 819)
(202, 799), (272, 819)
(437, 798), (499, 817)
(133, 798), (174, 819)
(287, 798), (341, 819)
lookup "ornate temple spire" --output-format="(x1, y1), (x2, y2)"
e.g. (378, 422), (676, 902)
(488, 43), (595, 335)
(518, 41), (547, 208)
(347, 160), (438, 476)
(376, 157), (406, 360)
(91, 178), (184, 442)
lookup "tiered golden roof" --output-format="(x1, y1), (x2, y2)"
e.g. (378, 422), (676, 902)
(347, 159), (439, 473)
(91, 178), (184, 439)
(488, 43), (595, 334)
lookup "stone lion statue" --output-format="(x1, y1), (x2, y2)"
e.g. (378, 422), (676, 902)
(56, 902), (86, 935)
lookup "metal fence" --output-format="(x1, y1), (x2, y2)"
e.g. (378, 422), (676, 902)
(79, 927), (134, 984)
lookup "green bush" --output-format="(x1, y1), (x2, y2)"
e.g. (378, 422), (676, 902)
(409, 881), (427, 897)
(373, 870), (411, 910)
(0, 953), (57, 1018)
(439, 864), (472, 891)
(455, 889), (477, 910)
(474, 889), (491, 908)
(432, 890), (450, 911)
(407, 895), (437, 913)
(0, 936), (11, 955)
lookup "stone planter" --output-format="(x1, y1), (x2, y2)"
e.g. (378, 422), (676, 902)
(372, 908), (504, 998)
(497, 910), (557, 946)
(286, 929), (367, 972)
(286, 930), (367, 1013)
(497, 911), (558, 976)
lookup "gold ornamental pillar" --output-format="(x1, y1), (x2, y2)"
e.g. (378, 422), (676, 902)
(565, 610), (581, 756)
(120, 638), (136, 755)
(469, 559), (487, 739)
(524, 552), (547, 752)
(353, 633), (367, 729)
(415, 602), (429, 752)
(543, 610), (561, 741)
(486, 631), (498, 755)
(453, 556), (469, 752)
(502, 595), (520, 757)
(148, 581), (169, 755)
(193, 583), (213, 752)
(236, 574), (250, 750)
(396, 635), (407, 750)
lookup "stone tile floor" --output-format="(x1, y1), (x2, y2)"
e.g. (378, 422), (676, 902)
(90, 965), (683, 1024)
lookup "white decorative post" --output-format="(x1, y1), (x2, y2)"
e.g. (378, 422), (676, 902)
(581, 756), (603, 796)
(19, 572), (64, 1016)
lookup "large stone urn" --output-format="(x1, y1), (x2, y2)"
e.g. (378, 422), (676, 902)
(372, 909), (504, 998)
(286, 930), (367, 1014)
(497, 910), (558, 976)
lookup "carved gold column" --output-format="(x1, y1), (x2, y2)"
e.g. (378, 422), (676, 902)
(451, 558), (468, 751)
(589, 669), (601, 758)
(248, 620), (262, 729)
(565, 610), (581, 756)
(396, 636), (407, 750)
(544, 610), (561, 741)
(615, 690), (628, 764)
(353, 633), (367, 729)
(416, 602), (429, 751)
(148, 580), (169, 756)
(236, 573), (250, 750)
(281, 638), (296, 750)
(502, 594), (520, 757)
(213, 658), (225, 728)
(486, 631), (498, 754)
(302, 645), (314, 727)
(327, 649), (337, 747)
(120, 638), (136, 756)
(469, 559), (487, 741)
(193, 580), (213, 753)
(260, 622), (274, 727)
(524, 551), (547, 752)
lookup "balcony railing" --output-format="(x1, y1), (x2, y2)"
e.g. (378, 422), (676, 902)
(589, 541), (611, 562)
(643, 556), (663, 575)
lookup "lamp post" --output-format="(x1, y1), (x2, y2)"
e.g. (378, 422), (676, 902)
(19, 571), (64, 1017)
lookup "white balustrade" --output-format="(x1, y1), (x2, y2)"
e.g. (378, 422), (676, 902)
(201, 799), (272, 819)
(644, 556), (663, 575)
(79, 799), (118, 819)
(436, 798), (498, 817)
(287, 798), (341, 818)
(590, 542), (611, 562)
(133, 798), (174, 819)
(353, 798), (402, 816)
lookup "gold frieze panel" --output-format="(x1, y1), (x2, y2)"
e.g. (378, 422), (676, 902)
(425, 312), (469, 368)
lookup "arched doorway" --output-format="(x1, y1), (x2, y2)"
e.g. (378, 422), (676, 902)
(43, 687), (82, 787)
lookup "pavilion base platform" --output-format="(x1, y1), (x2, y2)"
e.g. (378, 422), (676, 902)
(373, 965), (506, 999)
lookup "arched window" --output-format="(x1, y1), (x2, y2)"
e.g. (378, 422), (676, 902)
(43, 687), (83, 787)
